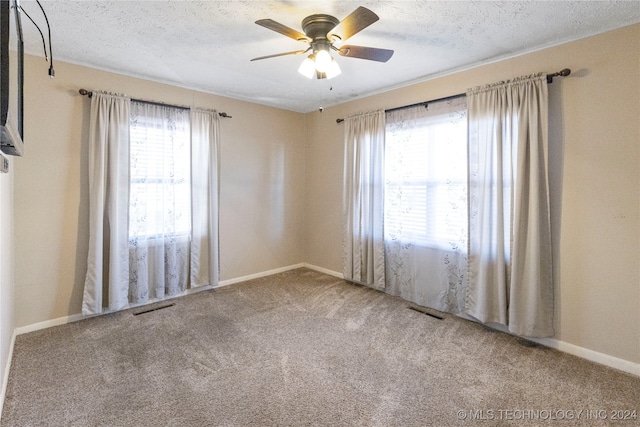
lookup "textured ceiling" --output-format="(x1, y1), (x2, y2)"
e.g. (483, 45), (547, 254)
(16, 1), (640, 112)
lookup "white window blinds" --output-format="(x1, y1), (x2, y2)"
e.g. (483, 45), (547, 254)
(129, 102), (191, 240)
(384, 99), (468, 250)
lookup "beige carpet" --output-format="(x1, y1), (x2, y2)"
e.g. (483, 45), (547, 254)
(2, 268), (639, 426)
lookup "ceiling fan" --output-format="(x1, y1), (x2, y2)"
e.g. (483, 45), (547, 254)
(251, 6), (393, 80)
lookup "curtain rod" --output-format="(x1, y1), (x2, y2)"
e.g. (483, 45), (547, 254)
(78, 89), (232, 119)
(335, 68), (571, 124)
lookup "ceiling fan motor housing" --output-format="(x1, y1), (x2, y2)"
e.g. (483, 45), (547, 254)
(301, 14), (340, 49)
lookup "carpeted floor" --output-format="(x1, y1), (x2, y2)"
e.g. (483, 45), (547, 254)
(2, 268), (639, 426)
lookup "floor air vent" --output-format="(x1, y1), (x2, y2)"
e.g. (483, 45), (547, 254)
(408, 306), (444, 320)
(133, 303), (176, 316)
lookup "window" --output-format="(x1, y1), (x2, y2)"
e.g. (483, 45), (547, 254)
(129, 102), (191, 242)
(384, 99), (468, 250)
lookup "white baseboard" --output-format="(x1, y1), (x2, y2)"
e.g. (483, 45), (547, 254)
(0, 330), (16, 418)
(456, 313), (639, 377)
(529, 337), (640, 377)
(304, 264), (640, 376)
(15, 263), (307, 336)
(11, 263), (638, 378)
(15, 285), (221, 336)
(218, 263), (305, 287)
(303, 263), (344, 279)
(15, 313), (86, 336)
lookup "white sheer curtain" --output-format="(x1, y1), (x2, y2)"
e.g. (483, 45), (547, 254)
(384, 98), (468, 313)
(83, 93), (131, 314)
(466, 73), (554, 337)
(190, 109), (220, 288)
(128, 101), (191, 303)
(343, 110), (386, 290)
(83, 98), (220, 315)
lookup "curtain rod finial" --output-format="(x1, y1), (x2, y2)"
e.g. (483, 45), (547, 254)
(547, 68), (571, 83)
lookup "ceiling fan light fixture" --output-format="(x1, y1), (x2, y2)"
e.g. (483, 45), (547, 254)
(314, 49), (332, 73)
(325, 58), (341, 79)
(298, 55), (316, 79)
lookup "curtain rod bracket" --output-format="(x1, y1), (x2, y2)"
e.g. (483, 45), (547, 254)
(546, 68), (571, 83)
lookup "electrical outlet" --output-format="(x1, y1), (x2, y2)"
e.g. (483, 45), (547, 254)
(0, 152), (9, 173)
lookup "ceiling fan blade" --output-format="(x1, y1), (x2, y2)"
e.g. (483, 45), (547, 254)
(255, 19), (311, 42)
(329, 6), (379, 42)
(338, 45), (394, 62)
(251, 49), (309, 61)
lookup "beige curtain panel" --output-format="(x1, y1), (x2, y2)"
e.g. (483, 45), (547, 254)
(465, 73), (554, 337)
(342, 110), (386, 290)
(190, 109), (221, 289)
(82, 92), (132, 315)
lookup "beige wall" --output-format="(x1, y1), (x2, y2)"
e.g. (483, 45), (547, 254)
(0, 159), (14, 401)
(304, 24), (640, 364)
(9, 24), (640, 368)
(13, 56), (307, 327)
(1, 49), (17, 402)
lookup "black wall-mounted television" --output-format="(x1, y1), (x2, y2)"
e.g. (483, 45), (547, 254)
(0, 0), (24, 156)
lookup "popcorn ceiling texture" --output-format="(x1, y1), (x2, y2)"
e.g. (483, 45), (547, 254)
(17, 1), (640, 112)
